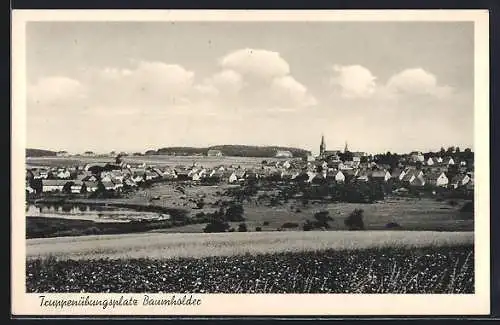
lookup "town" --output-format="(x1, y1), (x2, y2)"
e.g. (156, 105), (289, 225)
(26, 136), (474, 198)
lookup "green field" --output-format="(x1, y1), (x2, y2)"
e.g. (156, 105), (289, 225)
(120, 182), (473, 232)
(26, 155), (282, 169)
(26, 230), (473, 261)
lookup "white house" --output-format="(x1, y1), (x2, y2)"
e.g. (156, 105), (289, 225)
(56, 170), (71, 179)
(85, 181), (99, 192)
(228, 172), (238, 183)
(445, 157), (455, 165)
(42, 179), (68, 192)
(71, 180), (84, 193)
(333, 170), (345, 183)
(306, 171), (316, 183)
(426, 172), (449, 187)
(402, 169), (424, 184)
(192, 173), (202, 182)
(26, 185), (35, 194)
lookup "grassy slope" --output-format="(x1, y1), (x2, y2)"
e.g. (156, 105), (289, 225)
(26, 230), (473, 261)
(104, 183), (474, 232)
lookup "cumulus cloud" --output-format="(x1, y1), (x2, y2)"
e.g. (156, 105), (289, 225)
(30, 52), (317, 116)
(386, 68), (453, 98)
(270, 76), (317, 108)
(89, 61), (195, 108)
(329, 65), (453, 101)
(195, 69), (244, 97)
(195, 49), (317, 111)
(219, 48), (290, 80)
(28, 76), (86, 106)
(330, 65), (377, 98)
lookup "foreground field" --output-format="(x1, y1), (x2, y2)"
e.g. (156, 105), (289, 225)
(26, 245), (474, 293)
(26, 230), (473, 260)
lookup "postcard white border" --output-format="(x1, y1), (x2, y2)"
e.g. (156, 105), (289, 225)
(11, 9), (490, 316)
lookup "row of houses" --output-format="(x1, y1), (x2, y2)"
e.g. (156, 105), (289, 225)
(27, 153), (475, 195)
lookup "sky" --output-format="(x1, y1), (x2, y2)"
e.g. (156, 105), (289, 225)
(26, 21), (474, 155)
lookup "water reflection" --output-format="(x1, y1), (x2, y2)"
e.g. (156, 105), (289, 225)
(25, 203), (170, 223)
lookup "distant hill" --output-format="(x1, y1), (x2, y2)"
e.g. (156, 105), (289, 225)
(152, 145), (311, 158)
(26, 148), (57, 157)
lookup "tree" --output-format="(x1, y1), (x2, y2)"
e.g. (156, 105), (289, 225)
(344, 209), (365, 230)
(62, 182), (73, 194)
(30, 179), (43, 194)
(446, 146), (455, 155)
(203, 218), (230, 233)
(281, 222), (299, 229)
(225, 203), (245, 221)
(313, 210), (333, 229)
(302, 220), (314, 231)
(80, 183), (87, 194)
(115, 154), (122, 164)
(97, 181), (106, 193)
(339, 151), (353, 162)
(238, 223), (248, 232)
(455, 147), (461, 153)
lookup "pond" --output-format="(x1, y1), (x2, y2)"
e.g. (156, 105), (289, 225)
(25, 203), (170, 223)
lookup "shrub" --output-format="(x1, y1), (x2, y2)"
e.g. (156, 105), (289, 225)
(203, 219), (230, 233)
(238, 223), (248, 232)
(281, 222), (299, 229)
(344, 209), (365, 230)
(302, 220), (313, 231)
(255, 226), (262, 232)
(385, 222), (402, 229)
(263, 221), (270, 226)
(313, 210), (333, 229)
(228, 228), (235, 232)
(225, 203), (245, 222)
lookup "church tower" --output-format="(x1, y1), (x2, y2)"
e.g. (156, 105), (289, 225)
(320, 134), (326, 157)
(344, 141), (349, 153)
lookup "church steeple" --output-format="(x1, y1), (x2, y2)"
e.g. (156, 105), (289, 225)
(344, 141), (349, 153)
(320, 134), (326, 156)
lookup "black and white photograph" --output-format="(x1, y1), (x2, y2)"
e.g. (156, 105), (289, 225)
(11, 10), (490, 316)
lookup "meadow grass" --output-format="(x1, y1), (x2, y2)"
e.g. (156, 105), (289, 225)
(26, 230), (473, 260)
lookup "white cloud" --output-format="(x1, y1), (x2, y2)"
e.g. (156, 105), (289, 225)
(330, 65), (377, 98)
(28, 76), (86, 106)
(210, 69), (244, 93)
(196, 50), (316, 111)
(386, 68), (453, 99)
(220, 48), (290, 80)
(196, 69), (244, 97)
(88, 61), (195, 108)
(270, 75), (317, 108)
(121, 61), (195, 95)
